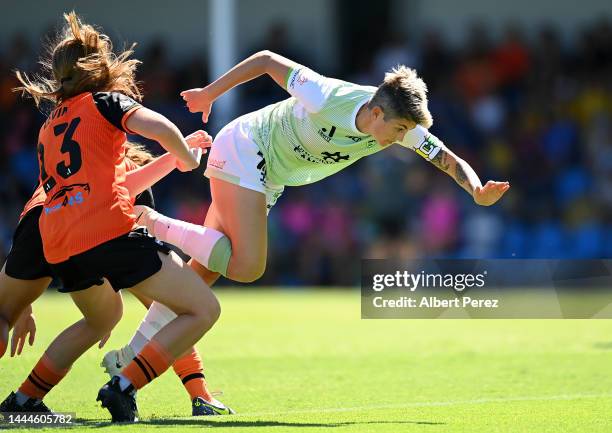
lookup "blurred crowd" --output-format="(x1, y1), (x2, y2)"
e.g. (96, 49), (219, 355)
(1, 18), (611, 285)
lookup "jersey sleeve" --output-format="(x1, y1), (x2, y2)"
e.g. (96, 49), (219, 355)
(398, 125), (445, 161)
(93, 92), (142, 133)
(285, 66), (339, 113)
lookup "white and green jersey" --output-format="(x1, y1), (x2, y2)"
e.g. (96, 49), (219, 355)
(248, 67), (384, 186)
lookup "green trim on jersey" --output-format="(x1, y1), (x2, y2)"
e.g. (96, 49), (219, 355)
(284, 67), (294, 88)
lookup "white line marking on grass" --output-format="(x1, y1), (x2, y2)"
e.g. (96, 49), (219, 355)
(229, 393), (612, 417)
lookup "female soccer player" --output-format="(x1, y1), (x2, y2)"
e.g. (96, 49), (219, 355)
(0, 139), (233, 416)
(0, 12), (220, 422)
(115, 50), (510, 358)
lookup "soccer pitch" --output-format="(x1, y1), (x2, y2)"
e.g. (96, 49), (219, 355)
(1, 289), (611, 432)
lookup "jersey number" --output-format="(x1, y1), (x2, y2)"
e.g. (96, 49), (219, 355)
(39, 117), (82, 193)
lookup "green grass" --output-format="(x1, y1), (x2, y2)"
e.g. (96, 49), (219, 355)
(1, 289), (612, 432)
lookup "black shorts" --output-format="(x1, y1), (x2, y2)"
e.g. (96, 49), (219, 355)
(4, 207), (53, 280)
(4, 189), (157, 288)
(50, 227), (170, 293)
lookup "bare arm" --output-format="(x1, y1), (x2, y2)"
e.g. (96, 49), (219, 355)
(430, 147), (481, 195)
(181, 51), (300, 122)
(123, 130), (211, 197)
(125, 108), (198, 171)
(208, 50), (297, 99)
(124, 153), (176, 197)
(429, 147), (510, 206)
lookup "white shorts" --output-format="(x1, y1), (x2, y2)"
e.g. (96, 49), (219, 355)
(204, 115), (284, 211)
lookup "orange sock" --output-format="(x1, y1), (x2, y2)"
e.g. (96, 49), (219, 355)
(18, 354), (70, 400)
(121, 339), (173, 390)
(172, 348), (212, 401)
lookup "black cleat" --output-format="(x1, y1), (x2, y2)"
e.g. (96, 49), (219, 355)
(0, 392), (52, 415)
(192, 397), (235, 416)
(96, 377), (138, 423)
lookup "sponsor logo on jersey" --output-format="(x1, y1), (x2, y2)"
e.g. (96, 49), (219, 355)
(321, 151), (349, 163)
(208, 158), (227, 169)
(291, 143), (349, 165)
(256, 151), (267, 183)
(44, 183), (90, 214)
(289, 69), (309, 89)
(318, 125), (337, 142)
(346, 135), (364, 143)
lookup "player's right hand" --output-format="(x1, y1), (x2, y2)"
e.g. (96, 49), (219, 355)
(185, 130), (212, 151)
(180, 88), (214, 124)
(473, 181), (510, 206)
(10, 309), (36, 357)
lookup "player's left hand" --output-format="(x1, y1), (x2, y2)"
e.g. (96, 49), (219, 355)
(473, 181), (510, 206)
(10, 310), (36, 357)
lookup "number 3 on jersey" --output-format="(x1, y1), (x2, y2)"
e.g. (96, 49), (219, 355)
(39, 117), (82, 193)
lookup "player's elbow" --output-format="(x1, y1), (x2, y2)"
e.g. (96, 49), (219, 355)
(257, 50), (276, 61)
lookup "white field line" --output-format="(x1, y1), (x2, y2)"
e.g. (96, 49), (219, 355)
(227, 393), (612, 417)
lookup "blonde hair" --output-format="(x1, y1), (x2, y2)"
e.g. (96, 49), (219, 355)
(371, 65), (433, 128)
(15, 11), (142, 107)
(125, 142), (154, 166)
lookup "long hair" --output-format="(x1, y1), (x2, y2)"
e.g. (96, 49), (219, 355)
(14, 11), (142, 107)
(125, 142), (154, 166)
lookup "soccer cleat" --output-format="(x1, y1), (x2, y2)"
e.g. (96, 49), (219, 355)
(192, 397), (235, 416)
(0, 392), (52, 413)
(101, 346), (135, 379)
(96, 376), (138, 423)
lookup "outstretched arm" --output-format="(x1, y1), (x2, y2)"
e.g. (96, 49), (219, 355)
(429, 146), (510, 206)
(125, 108), (200, 171)
(181, 51), (300, 122)
(401, 126), (510, 206)
(124, 130), (211, 197)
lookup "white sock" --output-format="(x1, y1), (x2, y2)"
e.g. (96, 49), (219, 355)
(117, 374), (133, 391)
(128, 302), (177, 355)
(127, 331), (148, 355)
(144, 210), (231, 276)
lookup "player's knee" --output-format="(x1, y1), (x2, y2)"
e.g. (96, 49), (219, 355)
(192, 292), (221, 332)
(230, 256), (266, 283)
(86, 300), (123, 335)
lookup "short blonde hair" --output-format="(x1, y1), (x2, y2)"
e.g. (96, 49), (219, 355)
(371, 65), (433, 128)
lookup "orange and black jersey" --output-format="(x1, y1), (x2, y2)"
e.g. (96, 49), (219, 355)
(37, 91), (142, 264)
(20, 157), (155, 220)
